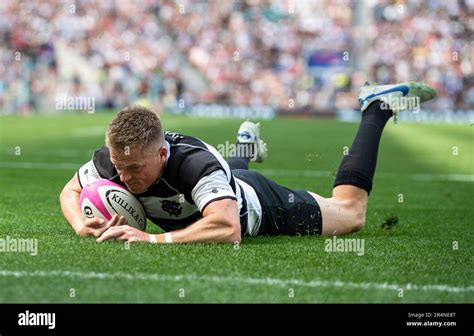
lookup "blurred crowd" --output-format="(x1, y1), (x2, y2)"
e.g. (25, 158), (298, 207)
(369, 0), (473, 111)
(0, 0), (472, 115)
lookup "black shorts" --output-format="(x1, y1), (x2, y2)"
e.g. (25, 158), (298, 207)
(232, 169), (323, 236)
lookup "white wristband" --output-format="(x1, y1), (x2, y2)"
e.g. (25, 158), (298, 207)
(149, 234), (157, 244)
(164, 232), (173, 244)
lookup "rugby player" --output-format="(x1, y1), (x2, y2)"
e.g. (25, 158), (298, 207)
(59, 81), (436, 244)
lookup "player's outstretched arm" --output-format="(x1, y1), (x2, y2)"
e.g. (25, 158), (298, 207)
(59, 173), (127, 237)
(97, 198), (241, 244)
(164, 198), (241, 244)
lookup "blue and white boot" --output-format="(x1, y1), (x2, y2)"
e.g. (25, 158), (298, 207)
(358, 81), (436, 123)
(237, 120), (268, 163)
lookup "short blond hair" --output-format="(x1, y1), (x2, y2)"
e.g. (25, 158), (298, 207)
(106, 105), (164, 153)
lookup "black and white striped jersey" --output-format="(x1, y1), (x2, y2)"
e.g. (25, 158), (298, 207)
(77, 132), (256, 234)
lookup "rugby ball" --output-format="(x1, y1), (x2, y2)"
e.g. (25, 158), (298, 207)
(80, 179), (146, 230)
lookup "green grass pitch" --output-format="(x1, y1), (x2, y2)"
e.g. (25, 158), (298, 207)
(0, 112), (472, 303)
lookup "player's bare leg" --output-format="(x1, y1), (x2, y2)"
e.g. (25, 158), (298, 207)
(310, 186), (368, 236)
(308, 81), (436, 236)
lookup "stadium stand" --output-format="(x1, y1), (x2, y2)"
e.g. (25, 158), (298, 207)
(0, 0), (472, 115)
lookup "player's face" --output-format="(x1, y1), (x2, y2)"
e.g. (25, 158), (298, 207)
(110, 144), (167, 194)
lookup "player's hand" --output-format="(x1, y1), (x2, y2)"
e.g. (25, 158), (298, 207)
(96, 225), (150, 243)
(76, 214), (127, 237)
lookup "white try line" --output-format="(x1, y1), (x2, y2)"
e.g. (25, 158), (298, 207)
(0, 162), (473, 182)
(0, 269), (472, 294)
